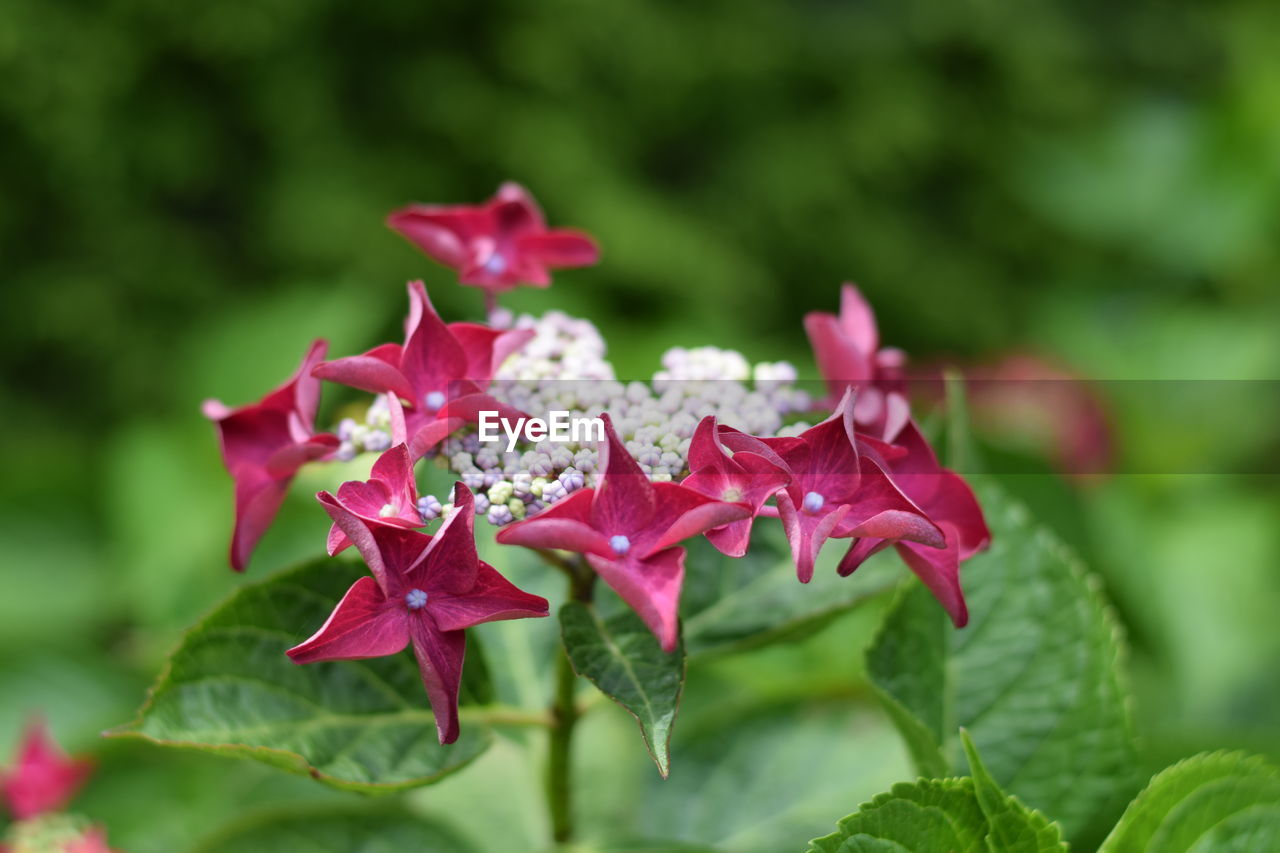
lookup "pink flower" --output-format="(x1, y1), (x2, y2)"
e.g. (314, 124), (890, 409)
(496, 415), (751, 652)
(203, 340), (340, 571)
(289, 483), (548, 744)
(1, 720), (94, 820)
(679, 416), (791, 557)
(838, 420), (990, 627)
(313, 280), (531, 459)
(759, 390), (945, 583)
(324, 444), (423, 556)
(387, 183), (600, 296)
(804, 283), (911, 441)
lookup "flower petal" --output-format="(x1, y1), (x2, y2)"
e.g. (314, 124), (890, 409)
(448, 323), (535, 383)
(429, 561), (549, 632)
(415, 483), (479, 595)
(896, 527), (969, 628)
(517, 230), (601, 268)
(775, 491), (851, 583)
(312, 350), (415, 401)
(408, 619), (467, 745)
(228, 468), (290, 572)
(644, 482), (751, 556)
(286, 576), (409, 663)
(0, 719), (94, 820)
(495, 489), (612, 557)
(591, 414), (655, 533)
(587, 547), (685, 653)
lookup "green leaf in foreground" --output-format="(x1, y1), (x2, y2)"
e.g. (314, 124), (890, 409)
(194, 807), (478, 853)
(866, 481), (1134, 839)
(1098, 751), (1280, 852)
(807, 778), (988, 853)
(560, 601), (684, 777)
(961, 729), (1067, 853)
(808, 736), (1064, 853)
(109, 559), (490, 792)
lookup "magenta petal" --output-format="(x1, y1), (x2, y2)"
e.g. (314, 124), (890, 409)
(805, 312), (871, 398)
(408, 619), (467, 745)
(705, 518), (754, 558)
(591, 414), (656, 533)
(439, 392), (526, 425)
(408, 416), (465, 460)
(415, 483), (480, 595)
(645, 485), (751, 556)
(387, 207), (470, 268)
(776, 491), (851, 583)
(317, 492), (395, 592)
(896, 528), (968, 628)
(448, 323), (534, 383)
(587, 548), (685, 653)
(286, 576), (410, 663)
(326, 522), (350, 557)
(401, 280), (468, 394)
(313, 353), (415, 400)
(838, 283), (880, 355)
(836, 537), (892, 577)
(228, 469), (290, 572)
(429, 561), (550, 632)
(265, 433), (339, 478)
(494, 490), (611, 556)
(517, 230), (601, 268)
(0, 720), (95, 820)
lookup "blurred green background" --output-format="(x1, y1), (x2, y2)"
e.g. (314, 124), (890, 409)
(2, 1), (1278, 850)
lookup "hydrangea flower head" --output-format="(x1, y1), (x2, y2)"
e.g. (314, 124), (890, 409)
(290, 482), (549, 744)
(387, 182), (600, 296)
(203, 340), (340, 571)
(1, 720), (94, 821)
(496, 414), (751, 651)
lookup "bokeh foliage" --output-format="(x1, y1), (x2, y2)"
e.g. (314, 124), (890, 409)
(2, 1), (1278, 851)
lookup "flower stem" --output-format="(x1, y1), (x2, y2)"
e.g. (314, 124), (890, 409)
(546, 558), (595, 844)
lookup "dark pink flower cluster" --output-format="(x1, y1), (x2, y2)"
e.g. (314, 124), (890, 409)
(203, 185), (990, 744)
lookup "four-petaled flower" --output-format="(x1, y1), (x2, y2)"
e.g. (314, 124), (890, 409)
(387, 182), (600, 297)
(324, 443), (424, 556)
(805, 282), (911, 441)
(203, 340), (339, 571)
(496, 414), (751, 651)
(680, 416), (791, 558)
(313, 280), (532, 458)
(759, 389), (945, 583)
(837, 420), (990, 627)
(1, 720), (94, 820)
(289, 482), (549, 744)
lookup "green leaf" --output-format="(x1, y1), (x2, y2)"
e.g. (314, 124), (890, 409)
(680, 527), (896, 657)
(194, 806), (478, 852)
(866, 481), (1135, 839)
(1099, 751), (1280, 852)
(807, 778), (989, 853)
(961, 730), (1067, 852)
(560, 600), (684, 777)
(109, 559), (491, 792)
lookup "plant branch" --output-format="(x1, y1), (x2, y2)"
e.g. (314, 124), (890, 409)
(546, 556), (595, 844)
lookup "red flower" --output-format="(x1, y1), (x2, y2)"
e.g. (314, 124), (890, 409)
(289, 483), (548, 744)
(838, 420), (990, 627)
(312, 280), (531, 458)
(496, 415), (750, 652)
(680, 416), (791, 557)
(1, 720), (93, 820)
(388, 182), (600, 296)
(324, 444), (423, 556)
(203, 340), (339, 571)
(804, 283), (911, 441)
(760, 390), (945, 583)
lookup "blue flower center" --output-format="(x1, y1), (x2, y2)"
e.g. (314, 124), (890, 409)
(405, 588), (428, 610)
(802, 491), (825, 513)
(609, 535), (631, 556)
(483, 253), (507, 275)
(423, 390), (446, 412)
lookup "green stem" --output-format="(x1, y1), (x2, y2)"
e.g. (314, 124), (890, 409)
(546, 558), (595, 844)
